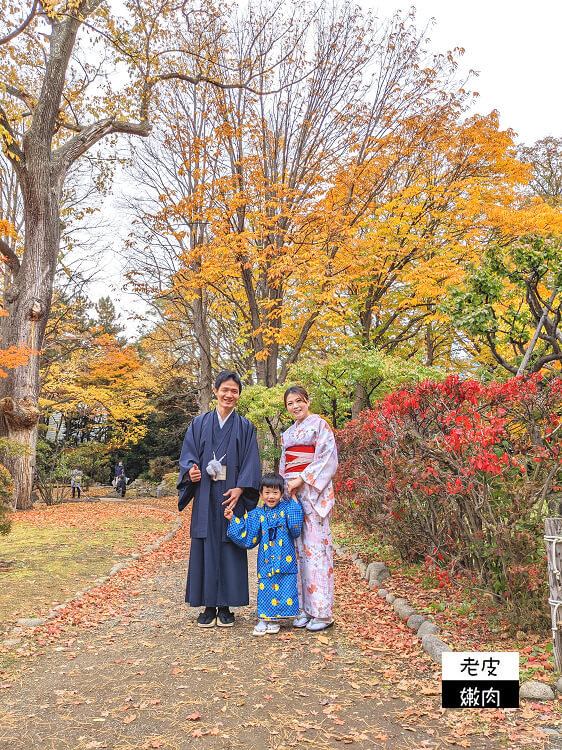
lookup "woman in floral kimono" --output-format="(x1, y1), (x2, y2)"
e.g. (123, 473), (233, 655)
(279, 386), (338, 632)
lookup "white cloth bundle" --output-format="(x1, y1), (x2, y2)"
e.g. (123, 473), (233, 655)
(206, 452), (226, 481)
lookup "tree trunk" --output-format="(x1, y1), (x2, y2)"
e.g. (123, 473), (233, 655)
(425, 324), (435, 366)
(351, 381), (367, 420)
(0, 165), (60, 509)
(192, 289), (213, 411)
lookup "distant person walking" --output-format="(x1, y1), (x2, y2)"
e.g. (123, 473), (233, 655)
(70, 468), (82, 499)
(115, 472), (127, 498)
(114, 460), (126, 481)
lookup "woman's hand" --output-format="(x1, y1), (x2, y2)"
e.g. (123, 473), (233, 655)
(222, 487), (243, 512)
(224, 506), (234, 521)
(287, 476), (304, 496)
(188, 463), (202, 482)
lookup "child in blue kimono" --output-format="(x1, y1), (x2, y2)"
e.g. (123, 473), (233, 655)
(225, 472), (303, 635)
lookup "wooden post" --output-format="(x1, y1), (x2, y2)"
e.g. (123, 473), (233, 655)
(545, 518), (562, 672)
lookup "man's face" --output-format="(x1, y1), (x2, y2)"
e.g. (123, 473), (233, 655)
(213, 379), (241, 411)
(260, 486), (283, 508)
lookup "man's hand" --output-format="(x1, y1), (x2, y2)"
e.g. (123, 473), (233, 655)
(222, 487), (243, 512)
(188, 463), (202, 482)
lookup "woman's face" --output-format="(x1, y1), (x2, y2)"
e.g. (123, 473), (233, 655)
(285, 393), (311, 422)
(213, 379), (241, 411)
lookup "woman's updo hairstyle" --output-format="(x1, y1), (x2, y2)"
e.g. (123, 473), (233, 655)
(283, 385), (310, 406)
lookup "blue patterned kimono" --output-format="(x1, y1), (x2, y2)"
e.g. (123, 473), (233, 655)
(227, 498), (303, 620)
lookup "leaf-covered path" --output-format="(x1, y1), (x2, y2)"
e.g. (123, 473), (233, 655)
(0, 504), (550, 749)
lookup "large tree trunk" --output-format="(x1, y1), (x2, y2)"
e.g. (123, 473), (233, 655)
(0, 164), (60, 509)
(351, 381), (367, 420)
(425, 324), (435, 366)
(192, 289), (213, 411)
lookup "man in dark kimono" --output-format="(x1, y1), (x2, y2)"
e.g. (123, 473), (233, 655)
(177, 371), (261, 628)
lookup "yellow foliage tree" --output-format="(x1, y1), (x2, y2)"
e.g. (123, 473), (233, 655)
(41, 332), (154, 448)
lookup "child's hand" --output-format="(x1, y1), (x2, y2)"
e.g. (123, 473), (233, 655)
(290, 490), (299, 501)
(224, 507), (234, 521)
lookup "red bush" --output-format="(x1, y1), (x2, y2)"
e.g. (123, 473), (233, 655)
(336, 374), (562, 630)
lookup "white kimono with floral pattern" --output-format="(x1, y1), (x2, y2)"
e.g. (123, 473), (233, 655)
(279, 414), (338, 619)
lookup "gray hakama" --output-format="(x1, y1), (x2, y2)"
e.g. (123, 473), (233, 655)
(177, 409), (261, 608)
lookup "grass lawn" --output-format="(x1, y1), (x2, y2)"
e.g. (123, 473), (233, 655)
(0, 500), (176, 628)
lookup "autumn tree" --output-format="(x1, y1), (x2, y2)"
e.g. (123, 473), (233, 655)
(0, 0), (277, 507)
(520, 136), (562, 207)
(123, 89), (253, 410)
(446, 233), (562, 375)
(136, 4), (473, 393)
(324, 109), (532, 402)
(120, 329), (199, 478)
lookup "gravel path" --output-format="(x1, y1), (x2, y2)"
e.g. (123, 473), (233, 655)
(0, 511), (546, 750)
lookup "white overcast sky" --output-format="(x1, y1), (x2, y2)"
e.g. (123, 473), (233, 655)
(369, 0), (561, 144)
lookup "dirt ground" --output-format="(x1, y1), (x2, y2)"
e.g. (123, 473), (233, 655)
(0, 505), (553, 750)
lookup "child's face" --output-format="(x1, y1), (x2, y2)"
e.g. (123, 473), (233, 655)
(260, 486), (282, 508)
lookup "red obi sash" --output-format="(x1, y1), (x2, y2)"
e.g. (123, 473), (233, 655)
(284, 444), (315, 474)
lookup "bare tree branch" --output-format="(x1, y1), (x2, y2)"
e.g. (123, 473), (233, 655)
(54, 117), (151, 173)
(1, 83), (36, 109)
(0, 236), (20, 275)
(0, 0), (39, 46)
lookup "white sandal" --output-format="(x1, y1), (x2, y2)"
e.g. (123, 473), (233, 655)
(305, 617), (334, 632)
(293, 611), (310, 628)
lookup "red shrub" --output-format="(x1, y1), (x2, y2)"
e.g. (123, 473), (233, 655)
(336, 374), (562, 630)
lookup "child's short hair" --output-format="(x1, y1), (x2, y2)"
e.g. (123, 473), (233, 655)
(259, 472), (284, 493)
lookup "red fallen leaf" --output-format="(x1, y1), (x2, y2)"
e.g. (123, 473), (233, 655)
(264, 694), (273, 700)
(191, 729), (204, 738)
(124, 713), (137, 724)
(171, 668), (181, 674)
(373, 735), (388, 741)
(149, 741), (164, 748)
(187, 712), (202, 721)
(333, 717), (345, 725)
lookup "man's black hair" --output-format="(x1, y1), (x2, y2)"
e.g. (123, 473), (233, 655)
(214, 370), (242, 393)
(259, 472), (285, 493)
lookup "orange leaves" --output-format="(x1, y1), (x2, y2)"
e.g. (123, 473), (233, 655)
(486, 197), (562, 240)
(0, 342), (34, 377)
(0, 218), (17, 240)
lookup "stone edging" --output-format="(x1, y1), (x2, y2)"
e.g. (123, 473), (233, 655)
(333, 541), (562, 709)
(4, 512), (183, 641)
